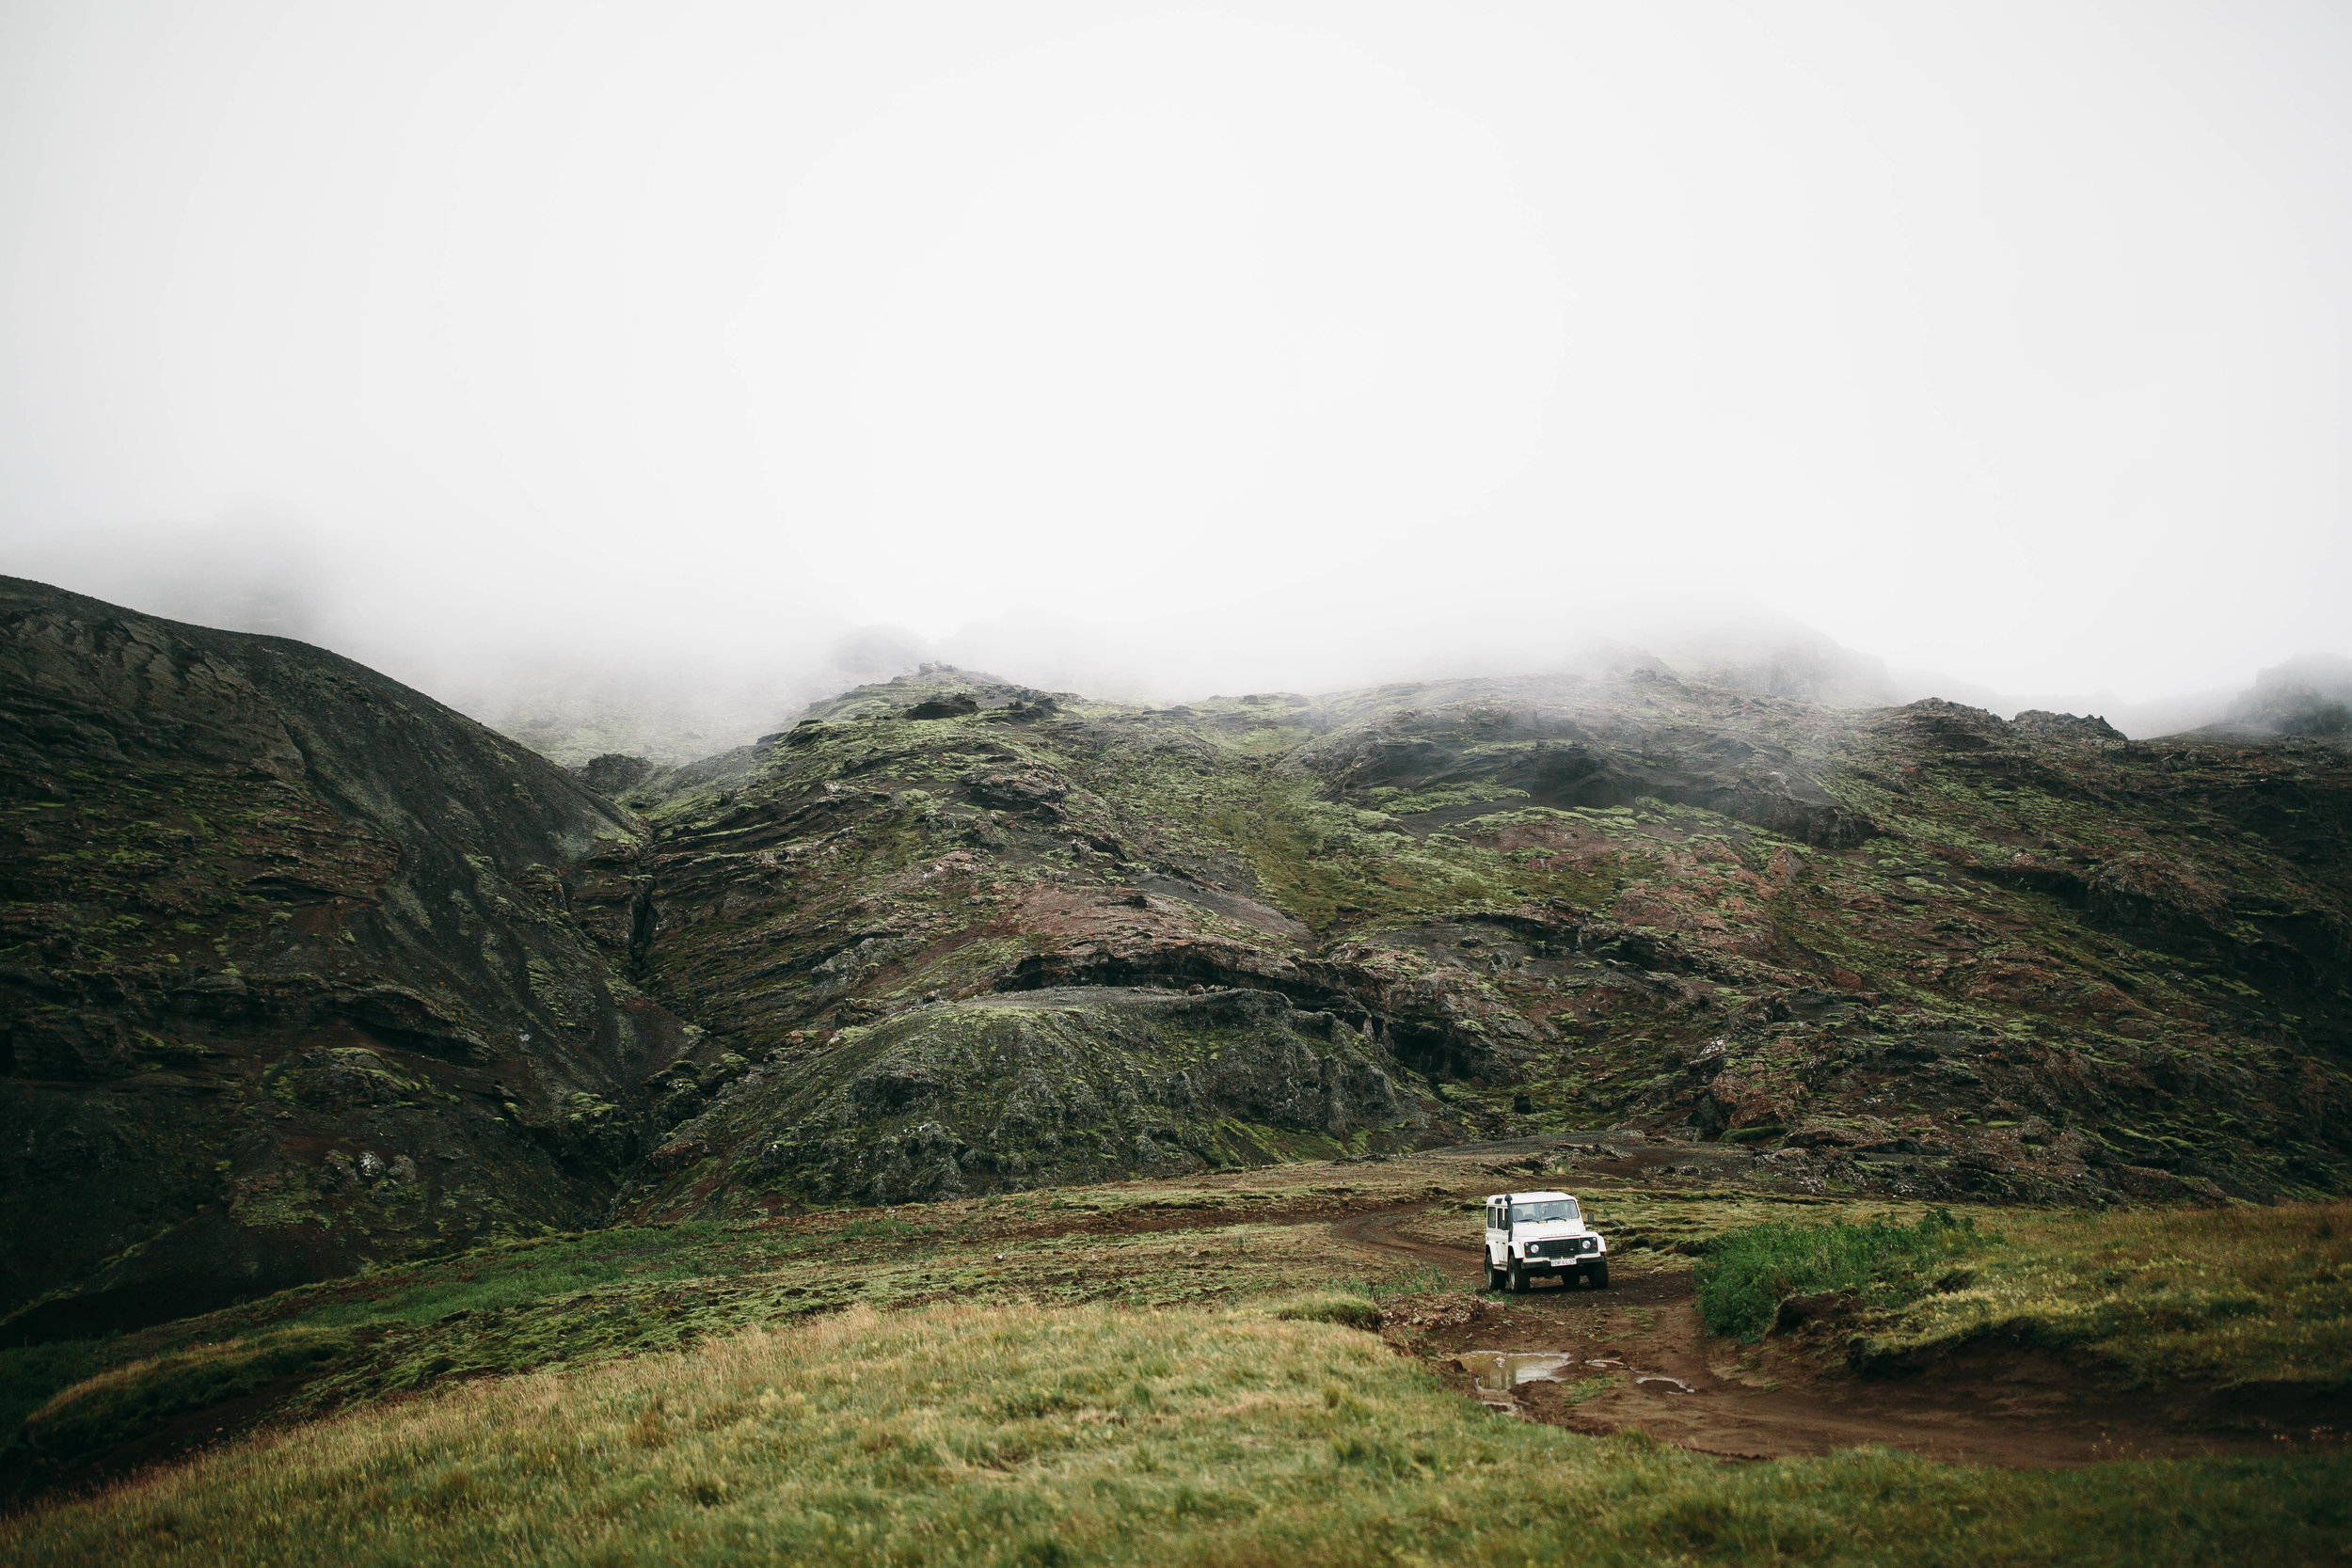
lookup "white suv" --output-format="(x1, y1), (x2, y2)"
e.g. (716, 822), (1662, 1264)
(1483, 1190), (1610, 1292)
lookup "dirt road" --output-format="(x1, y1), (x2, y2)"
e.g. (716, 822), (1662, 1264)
(1330, 1208), (2284, 1467)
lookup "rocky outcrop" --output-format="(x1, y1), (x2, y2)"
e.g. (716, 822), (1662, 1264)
(575, 753), (655, 796)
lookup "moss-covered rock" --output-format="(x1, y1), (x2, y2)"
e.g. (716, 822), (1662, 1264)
(628, 985), (1422, 1212)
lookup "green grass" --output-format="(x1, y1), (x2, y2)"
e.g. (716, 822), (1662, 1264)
(23, 1327), (352, 1468)
(0, 1226), (767, 1480)
(9, 1179), (2351, 1563)
(1268, 1291), (1383, 1331)
(0, 1339), (118, 1444)
(284, 1224), (749, 1329)
(1692, 1200), (2352, 1392)
(6, 1300), (2348, 1568)
(1694, 1209), (1988, 1342)
(0, 1166), (1470, 1498)
(1856, 1200), (2352, 1389)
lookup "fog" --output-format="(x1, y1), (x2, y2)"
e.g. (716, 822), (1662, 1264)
(3, 2), (2347, 759)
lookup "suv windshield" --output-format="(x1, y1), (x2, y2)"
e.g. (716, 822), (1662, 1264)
(1510, 1199), (1580, 1227)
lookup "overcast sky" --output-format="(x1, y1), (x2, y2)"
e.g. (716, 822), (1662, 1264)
(1, 1), (2345, 711)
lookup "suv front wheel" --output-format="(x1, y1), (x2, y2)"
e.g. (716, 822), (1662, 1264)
(1507, 1259), (1528, 1293)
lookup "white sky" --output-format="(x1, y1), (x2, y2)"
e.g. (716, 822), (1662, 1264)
(1, 1), (2345, 707)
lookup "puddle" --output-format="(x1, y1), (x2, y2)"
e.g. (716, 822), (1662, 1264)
(1635, 1375), (1695, 1394)
(1458, 1353), (1580, 1392)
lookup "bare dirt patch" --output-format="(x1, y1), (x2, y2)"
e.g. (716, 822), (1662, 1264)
(1335, 1209), (2304, 1467)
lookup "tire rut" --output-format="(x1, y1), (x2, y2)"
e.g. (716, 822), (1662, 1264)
(1323, 1205), (2282, 1468)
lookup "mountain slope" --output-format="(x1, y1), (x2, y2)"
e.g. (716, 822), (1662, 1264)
(605, 668), (2351, 1219)
(8, 586), (2348, 1340)
(0, 578), (691, 1338)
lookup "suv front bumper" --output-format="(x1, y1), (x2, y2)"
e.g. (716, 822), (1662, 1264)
(1514, 1248), (1606, 1273)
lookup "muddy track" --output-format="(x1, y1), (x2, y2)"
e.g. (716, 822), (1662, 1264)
(1328, 1208), (2286, 1468)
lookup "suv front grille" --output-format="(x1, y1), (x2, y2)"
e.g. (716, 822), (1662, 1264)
(1534, 1239), (1596, 1259)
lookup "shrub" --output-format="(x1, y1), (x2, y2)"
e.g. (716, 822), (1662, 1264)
(1696, 1211), (1981, 1343)
(1269, 1291), (1383, 1331)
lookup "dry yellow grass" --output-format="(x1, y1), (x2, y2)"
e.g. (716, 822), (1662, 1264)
(8, 1298), (2349, 1568)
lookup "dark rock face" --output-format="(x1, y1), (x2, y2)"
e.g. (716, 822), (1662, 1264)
(576, 753), (655, 796)
(0, 578), (691, 1338)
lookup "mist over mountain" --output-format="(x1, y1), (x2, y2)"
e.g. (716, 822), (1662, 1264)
(2205, 655), (2352, 744)
(447, 620), (2352, 768)
(8, 1), (2350, 767)
(16, 529), (2311, 768)
(9, 2), (2352, 1542)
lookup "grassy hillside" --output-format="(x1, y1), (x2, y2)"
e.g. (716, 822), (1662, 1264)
(1697, 1200), (2352, 1388)
(8, 1298), (2348, 1568)
(6, 1164), (2349, 1562)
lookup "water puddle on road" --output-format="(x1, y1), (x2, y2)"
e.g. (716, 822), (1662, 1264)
(1457, 1353), (1580, 1392)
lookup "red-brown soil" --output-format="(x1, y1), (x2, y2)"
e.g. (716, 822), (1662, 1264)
(1334, 1209), (2310, 1467)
